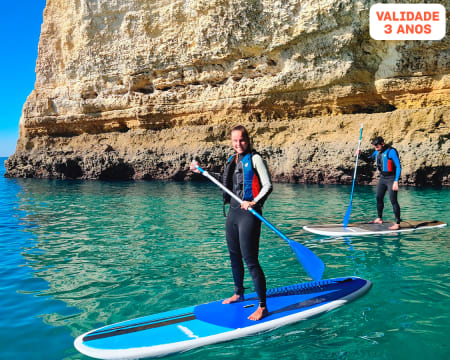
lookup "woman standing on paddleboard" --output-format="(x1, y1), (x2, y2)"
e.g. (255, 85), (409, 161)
(191, 125), (272, 320)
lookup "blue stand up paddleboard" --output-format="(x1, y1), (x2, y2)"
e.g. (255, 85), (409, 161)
(74, 277), (372, 359)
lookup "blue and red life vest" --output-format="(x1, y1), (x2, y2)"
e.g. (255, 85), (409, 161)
(222, 151), (262, 203)
(373, 146), (401, 181)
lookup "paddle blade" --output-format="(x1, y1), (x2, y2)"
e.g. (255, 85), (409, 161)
(288, 239), (325, 281)
(343, 204), (352, 228)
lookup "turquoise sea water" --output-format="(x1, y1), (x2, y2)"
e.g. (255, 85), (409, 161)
(1, 157), (449, 360)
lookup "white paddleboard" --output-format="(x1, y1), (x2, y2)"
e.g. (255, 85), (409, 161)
(74, 277), (371, 359)
(303, 220), (447, 237)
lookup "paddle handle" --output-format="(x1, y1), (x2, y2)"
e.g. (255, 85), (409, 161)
(196, 165), (290, 243)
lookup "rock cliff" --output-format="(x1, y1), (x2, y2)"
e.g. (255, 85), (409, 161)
(5, 0), (450, 185)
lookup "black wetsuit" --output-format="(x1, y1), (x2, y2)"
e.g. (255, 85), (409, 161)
(224, 153), (269, 308)
(376, 175), (401, 224)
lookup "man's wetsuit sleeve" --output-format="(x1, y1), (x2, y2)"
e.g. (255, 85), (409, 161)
(252, 155), (273, 204)
(360, 150), (376, 162)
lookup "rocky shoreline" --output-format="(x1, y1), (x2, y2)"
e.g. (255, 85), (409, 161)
(5, 107), (449, 186)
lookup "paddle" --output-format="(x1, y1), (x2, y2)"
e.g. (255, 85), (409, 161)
(343, 123), (364, 228)
(195, 164), (325, 281)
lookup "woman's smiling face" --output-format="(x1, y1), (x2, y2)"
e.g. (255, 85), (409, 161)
(231, 130), (249, 154)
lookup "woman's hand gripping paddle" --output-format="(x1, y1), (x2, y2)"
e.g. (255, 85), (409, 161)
(195, 164), (325, 281)
(343, 124), (364, 228)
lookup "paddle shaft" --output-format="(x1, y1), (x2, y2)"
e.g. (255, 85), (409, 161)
(349, 124), (364, 205)
(196, 166), (290, 243)
(343, 124), (363, 227)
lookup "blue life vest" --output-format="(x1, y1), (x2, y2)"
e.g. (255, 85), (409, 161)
(374, 146), (401, 181)
(222, 152), (261, 203)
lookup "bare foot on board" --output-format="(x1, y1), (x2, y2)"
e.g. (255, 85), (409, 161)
(222, 294), (244, 304)
(248, 306), (268, 321)
(369, 218), (383, 224)
(388, 224), (400, 230)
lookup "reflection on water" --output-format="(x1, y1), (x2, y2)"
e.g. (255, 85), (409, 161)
(1, 169), (449, 359)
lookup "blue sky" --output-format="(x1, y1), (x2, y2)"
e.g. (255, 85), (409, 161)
(0, 1), (46, 157)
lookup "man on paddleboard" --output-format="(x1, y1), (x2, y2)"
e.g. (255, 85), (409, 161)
(359, 136), (402, 230)
(191, 125), (272, 320)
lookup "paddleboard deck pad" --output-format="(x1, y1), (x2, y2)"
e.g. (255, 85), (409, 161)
(303, 220), (446, 237)
(74, 277), (371, 359)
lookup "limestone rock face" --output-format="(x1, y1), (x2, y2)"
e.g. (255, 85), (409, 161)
(5, 0), (450, 185)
